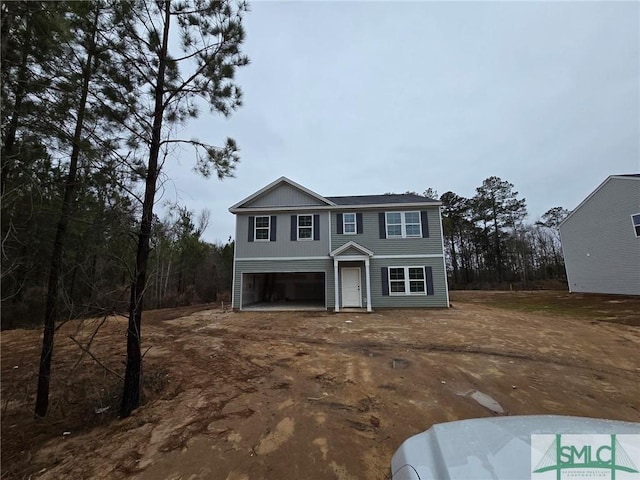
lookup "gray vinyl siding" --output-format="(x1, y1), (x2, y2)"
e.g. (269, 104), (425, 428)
(233, 258), (334, 309)
(244, 183), (327, 207)
(236, 212), (330, 258)
(560, 177), (640, 295)
(330, 208), (443, 255)
(371, 258), (448, 307)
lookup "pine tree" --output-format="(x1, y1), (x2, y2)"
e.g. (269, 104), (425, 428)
(34, 1), (139, 417)
(115, 0), (249, 417)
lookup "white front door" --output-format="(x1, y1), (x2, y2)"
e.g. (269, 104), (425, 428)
(341, 267), (362, 308)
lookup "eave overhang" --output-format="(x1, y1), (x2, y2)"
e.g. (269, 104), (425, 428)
(230, 201), (442, 214)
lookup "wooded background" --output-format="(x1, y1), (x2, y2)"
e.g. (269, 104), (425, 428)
(1, 1), (568, 335)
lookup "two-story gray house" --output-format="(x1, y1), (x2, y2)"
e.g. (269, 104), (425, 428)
(229, 177), (449, 311)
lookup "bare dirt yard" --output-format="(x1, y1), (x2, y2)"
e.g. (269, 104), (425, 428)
(2, 291), (639, 479)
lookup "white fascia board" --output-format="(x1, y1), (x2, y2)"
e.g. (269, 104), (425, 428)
(334, 255), (370, 262)
(235, 256), (331, 261)
(334, 202), (442, 210)
(374, 254), (444, 259)
(230, 205), (333, 214)
(230, 201), (442, 214)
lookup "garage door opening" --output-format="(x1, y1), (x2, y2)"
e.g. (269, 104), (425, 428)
(241, 272), (325, 310)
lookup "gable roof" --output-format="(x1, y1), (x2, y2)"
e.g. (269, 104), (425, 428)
(559, 174), (640, 228)
(230, 177), (442, 213)
(229, 176), (335, 212)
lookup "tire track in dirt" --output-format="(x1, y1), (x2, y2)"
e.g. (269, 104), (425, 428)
(180, 326), (640, 381)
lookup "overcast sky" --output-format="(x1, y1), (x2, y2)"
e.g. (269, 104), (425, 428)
(161, 1), (639, 244)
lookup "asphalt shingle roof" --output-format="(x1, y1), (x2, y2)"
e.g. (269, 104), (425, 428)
(326, 194), (438, 205)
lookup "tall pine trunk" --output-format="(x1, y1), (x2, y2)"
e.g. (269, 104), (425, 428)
(0, 20), (30, 198)
(34, 10), (98, 417)
(120, 0), (171, 418)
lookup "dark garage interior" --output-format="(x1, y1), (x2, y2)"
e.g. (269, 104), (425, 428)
(241, 272), (325, 310)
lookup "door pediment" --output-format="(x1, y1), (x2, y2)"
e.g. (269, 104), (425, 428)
(330, 241), (373, 258)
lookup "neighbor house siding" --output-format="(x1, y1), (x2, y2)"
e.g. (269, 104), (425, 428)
(235, 212), (330, 258)
(330, 208), (442, 256)
(233, 258), (334, 309)
(560, 177), (640, 296)
(244, 183), (328, 207)
(370, 257), (448, 307)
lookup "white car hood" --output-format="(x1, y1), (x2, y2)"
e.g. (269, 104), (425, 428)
(391, 415), (640, 480)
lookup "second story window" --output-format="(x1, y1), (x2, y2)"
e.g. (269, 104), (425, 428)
(343, 213), (356, 234)
(386, 213), (402, 237)
(386, 212), (422, 238)
(404, 212), (421, 237)
(255, 216), (270, 241)
(337, 213), (362, 234)
(298, 214), (313, 240)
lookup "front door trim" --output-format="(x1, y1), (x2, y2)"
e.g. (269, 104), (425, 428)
(341, 267), (362, 308)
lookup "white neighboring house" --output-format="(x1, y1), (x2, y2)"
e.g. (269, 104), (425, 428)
(559, 174), (640, 295)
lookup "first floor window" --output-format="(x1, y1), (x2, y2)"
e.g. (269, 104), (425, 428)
(255, 216), (270, 240)
(343, 213), (356, 234)
(389, 266), (426, 295)
(298, 215), (313, 240)
(408, 267), (426, 293)
(389, 267), (406, 293)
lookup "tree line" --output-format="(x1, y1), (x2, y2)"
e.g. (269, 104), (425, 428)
(424, 177), (569, 289)
(1, 0), (248, 418)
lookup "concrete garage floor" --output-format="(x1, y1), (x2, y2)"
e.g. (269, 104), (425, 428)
(242, 301), (326, 311)
(2, 291), (639, 480)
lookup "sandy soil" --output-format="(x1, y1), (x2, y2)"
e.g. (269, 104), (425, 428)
(1, 291), (639, 479)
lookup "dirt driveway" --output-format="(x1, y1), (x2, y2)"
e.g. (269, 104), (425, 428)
(1, 291), (639, 479)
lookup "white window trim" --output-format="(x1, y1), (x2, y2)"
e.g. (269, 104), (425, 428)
(343, 213), (357, 235)
(632, 213), (640, 238)
(388, 266), (427, 296)
(297, 214), (313, 241)
(386, 211), (422, 238)
(254, 215), (270, 242)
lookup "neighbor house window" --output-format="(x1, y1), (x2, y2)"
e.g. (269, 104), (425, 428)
(386, 212), (422, 238)
(298, 214), (313, 240)
(633, 213), (640, 237)
(388, 266), (426, 295)
(255, 216), (270, 241)
(343, 213), (356, 234)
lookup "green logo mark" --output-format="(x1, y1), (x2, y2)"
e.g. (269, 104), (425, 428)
(533, 434), (639, 480)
